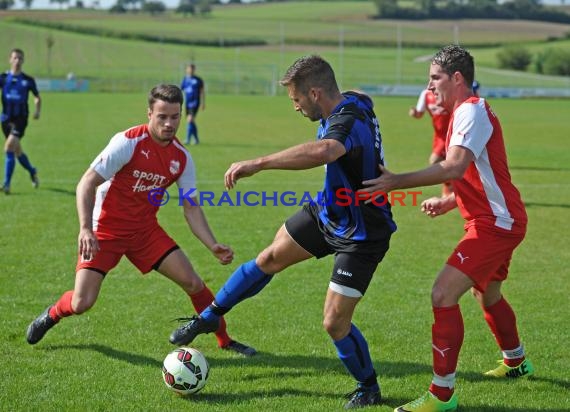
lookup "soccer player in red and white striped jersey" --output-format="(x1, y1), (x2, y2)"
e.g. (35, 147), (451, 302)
(409, 89), (452, 196)
(409, 89), (451, 166)
(361, 45), (533, 412)
(26, 84), (255, 356)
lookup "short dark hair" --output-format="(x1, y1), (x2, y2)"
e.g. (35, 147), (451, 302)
(10, 48), (24, 57)
(432, 45), (475, 87)
(279, 55), (339, 96)
(148, 84), (183, 108)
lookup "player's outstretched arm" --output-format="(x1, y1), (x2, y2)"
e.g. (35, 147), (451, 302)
(182, 199), (233, 265)
(361, 145), (474, 195)
(224, 139), (346, 190)
(76, 168), (105, 261)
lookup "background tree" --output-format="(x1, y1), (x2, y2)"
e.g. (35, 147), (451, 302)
(176, 0), (195, 16)
(197, 0), (212, 15)
(20, 0), (34, 9)
(497, 46), (532, 71)
(373, 0), (398, 17)
(142, 0), (166, 15)
(537, 48), (570, 75)
(419, 0), (435, 14)
(109, 1), (127, 12)
(0, 0), (15, 9)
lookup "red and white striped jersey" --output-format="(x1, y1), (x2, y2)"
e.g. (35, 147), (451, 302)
(415, 89), (451, 138)
(447, 97), (527, 231)
(89, 124), (196, 236)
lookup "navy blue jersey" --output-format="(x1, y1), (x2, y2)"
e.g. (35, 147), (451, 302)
(0, 71), (39, 121)
(316, 92), (396, 249)
(180, 75), (204, 110)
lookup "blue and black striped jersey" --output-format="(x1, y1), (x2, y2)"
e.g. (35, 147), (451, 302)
(180, 75), (204, 110)
(0, 71), (39, 121)
(315, 92), (396, 249)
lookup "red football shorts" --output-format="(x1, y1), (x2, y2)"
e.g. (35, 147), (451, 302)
(432, 133), (446, 158)
(76, 225), (178, 275)
(446, 224), (525, 292)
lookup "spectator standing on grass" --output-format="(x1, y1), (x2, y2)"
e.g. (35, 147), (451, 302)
(170, 55), (397, 409)
(361, 45), (533, 412)
(26, 84), (256, 357)
(180, 63), (205, 145)
(1, 48), (40, 194)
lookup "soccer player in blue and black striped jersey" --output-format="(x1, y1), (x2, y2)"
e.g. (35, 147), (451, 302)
(1, 48), (41, 194)
(170, 55), (396, 408)
(180, 63), (205, 145)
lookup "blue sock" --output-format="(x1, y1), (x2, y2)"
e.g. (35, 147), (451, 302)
(17, 153), (35, 175)
(333, 324), (378, 390)
(201, 259), (272, 322)
(185, 123), (192, 143)
(192, 122), (199, 143)
(3, 152), (16, 187)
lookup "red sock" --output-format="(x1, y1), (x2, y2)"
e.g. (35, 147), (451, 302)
(430, 305), (463, 401)
(49, 290), (75, 322)
(189, 286), (232, 348)
(483, 297), (523, 367)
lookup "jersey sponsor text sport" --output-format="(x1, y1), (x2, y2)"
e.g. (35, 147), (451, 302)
(90, 124), (196, 236)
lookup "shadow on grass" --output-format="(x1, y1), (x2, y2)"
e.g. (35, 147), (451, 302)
(40, 344), (569, 410)
(43, 343), (162, 368)
(45, 187), (76, 196)
(511, 166), (570, 172)
(524, 201), (570, 209)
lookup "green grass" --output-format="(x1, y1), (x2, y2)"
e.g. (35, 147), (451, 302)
(4, 4), (570, 47)
(1, 93), (569, 411)
(1, 5), (570, 90)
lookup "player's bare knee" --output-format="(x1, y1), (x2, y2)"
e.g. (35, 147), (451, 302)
(71, 297), (95, 314)
(181, 278), (205, 295)
(431, 285), (447, 307)
(256, 248), (281, 273)
(322, 314), (349, 340)
(322, 317), (339, 338)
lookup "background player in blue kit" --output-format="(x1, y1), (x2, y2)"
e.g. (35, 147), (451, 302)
(170, 55), (397, 409)
(180, 63), (205, 145)
(1, 48), (41, 194)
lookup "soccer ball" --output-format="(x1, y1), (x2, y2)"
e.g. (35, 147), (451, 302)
(162, 347), (209, 395)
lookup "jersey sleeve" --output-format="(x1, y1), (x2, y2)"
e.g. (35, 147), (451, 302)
(29, 77), (40, 97)
(322, 112), (356, 151)
(176, 151), (197, 192)
(90, 133), (137, 180)
(449, 102), (493, 159)
(415, 89), (428, 112)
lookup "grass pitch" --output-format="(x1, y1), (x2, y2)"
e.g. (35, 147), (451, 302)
(0, 93), (569, 411)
